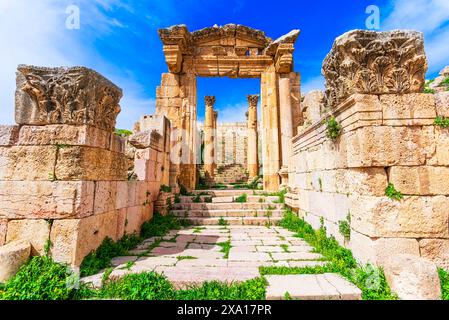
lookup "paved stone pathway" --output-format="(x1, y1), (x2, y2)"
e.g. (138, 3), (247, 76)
(81, 225), (326, 288)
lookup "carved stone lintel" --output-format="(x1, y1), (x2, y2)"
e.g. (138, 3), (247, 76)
(322, 30), (428, 108)
(15, 65), (122, 132)
(163, 45), (183, 73)
(275, 43), (294, 73)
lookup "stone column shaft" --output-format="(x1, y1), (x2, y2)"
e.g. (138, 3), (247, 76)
(247, 95), (259, 179)
(279, 74), (294, 187)
(203, 96), (216, 180)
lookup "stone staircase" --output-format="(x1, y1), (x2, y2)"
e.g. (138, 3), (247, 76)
(171, 189), (283, 226)
(198, 164), (249, 186)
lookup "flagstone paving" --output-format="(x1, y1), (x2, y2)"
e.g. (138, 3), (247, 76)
(81, 225), (326, 288)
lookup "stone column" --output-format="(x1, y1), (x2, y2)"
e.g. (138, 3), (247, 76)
(278, 74), (294, 188)
(203, 96), (216, 181)
(212, 110), (218, 173)
(247, 95), (259, 179)
(261, 66), (281, 192)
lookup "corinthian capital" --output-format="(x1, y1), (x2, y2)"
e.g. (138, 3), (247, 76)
(322, 30), (428, 108)
(247, 94), (259, 107)
(205, 96), (216, 107)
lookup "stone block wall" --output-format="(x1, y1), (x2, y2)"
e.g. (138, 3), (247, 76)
(0, 66), (168, 267)
(288, 92), (449, 268)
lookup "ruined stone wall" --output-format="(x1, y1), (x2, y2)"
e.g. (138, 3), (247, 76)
(287, 30), (449, 269)
(0, 66), (168, 267)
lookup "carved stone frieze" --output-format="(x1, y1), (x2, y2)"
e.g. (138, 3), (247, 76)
(322, 30), (428, 108)
(15, 65), (122, 131)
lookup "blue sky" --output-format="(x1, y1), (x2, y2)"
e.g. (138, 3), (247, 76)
(1, 0), (448, 129)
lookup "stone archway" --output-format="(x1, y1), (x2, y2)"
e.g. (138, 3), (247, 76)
(155, 24), (302, 192)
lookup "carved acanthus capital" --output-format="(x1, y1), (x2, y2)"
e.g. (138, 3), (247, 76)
(205, 96), (216, 107)
(275, 43), (295, 73)
(322, 30), (428, 108)
(15, 65), (122, 132)
(247, 94), (259, 107)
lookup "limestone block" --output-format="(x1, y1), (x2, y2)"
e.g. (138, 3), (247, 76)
(380, 93), (436, 125)
(156, 85), (180, 99)
(350, 195), (449, 238)
(0, 219), (7, 246)
(383, 254), (442, 300)
(110, 134), (126, 153)
(161, 73), (180, 86)
(0, 125), (19, 146)
(94, 181), (117, 215)
(349, 231), (420, 265)
(17, 125), (111, 149)
(0, 240), (31, 282)
(55, 146), (127, 181)
(125, 206), (142, 235)
(50, 210), (118, 266)
(433, 91), (449, 118)
(302, 90), (324, 125)
(419, 239), (449, 269)
(115, 181), (128, 210)
(432, 127), (449, 166)
(389, 166), (449, 195)
(335, 168), (388, 196)
(0, 146), (57, 181)
(135, 181), (150, 206)
(126, 181), (137, 207)
(345, 126), (435, 167)
(6, 219), (51, 256)
(0, 181), (95, 219)
(15, 65), (122, 131)
(116, 208), (127, 240)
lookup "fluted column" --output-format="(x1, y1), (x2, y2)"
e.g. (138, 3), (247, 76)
(212, 110), (218, 173)
(204, 96), (216, 181)
(279, 74), (293, 188)
(247, 95), (259, 179)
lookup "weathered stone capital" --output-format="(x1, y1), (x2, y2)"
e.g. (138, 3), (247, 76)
(15, 65), (122, 132)
(247, 94), (259, 107)
(205, 96), (216, 107)
(322, 30), (428, 108)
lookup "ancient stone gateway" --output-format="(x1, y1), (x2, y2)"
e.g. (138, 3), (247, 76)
(156, 24), (301, 192)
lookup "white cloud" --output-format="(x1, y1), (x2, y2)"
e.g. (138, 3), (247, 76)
(301, 76), (325, 95)
(0, 0), (152, 129)
(382, 0), (449, 74)
(215, 102), (248, 123)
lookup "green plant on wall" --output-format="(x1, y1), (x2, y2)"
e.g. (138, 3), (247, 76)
(339, 213), (351, 241)
(325, 116), (342, 140)
(435, 116), (449, 128)
(385, 183), (403, 201)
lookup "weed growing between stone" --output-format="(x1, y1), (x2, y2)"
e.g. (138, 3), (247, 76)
(434, 116), (449, 128)
(235, 194), (248, 203)
(80, 213), (190, 277)
(217, 240), (232, 259)
(385, 183), (404, 201)
(439, 268), (449, 300)
(261, 210), (397, 300)
(325, 116), (342, 140)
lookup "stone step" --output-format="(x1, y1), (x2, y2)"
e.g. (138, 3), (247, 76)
(181, 217), (282, 226)
(212, 195), (279, 203)
(172, 209), (285, 218)
(173, 202), (284, 210)
(265, 274), (362, 300)
(191, 189), (258, 197)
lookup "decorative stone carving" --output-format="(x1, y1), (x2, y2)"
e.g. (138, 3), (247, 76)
(205, 96), (216, 107)
(15, 65), (122, 132)
(322, 30), (428, 108)
(247, 94), (259, 108)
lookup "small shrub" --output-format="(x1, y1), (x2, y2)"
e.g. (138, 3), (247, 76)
(204, 197), (213, 203)
(1, 256), (85, 300)
(218, 217), (228, 226)
(160, 185), (172, 193)
(174, 194), (181, 204)
(326, 116), (342, 140)
(338, 214), (351, 241)
(439, 268), (449, 300)
(115, 128), (133, 136)
(192, 195), (202, 203)
(424, 79), (435, 94)
(179, 185), (188, 196)
(435, 116), (449, 128)
(385, 183), (403, 201)
(235, 194), (247, 203)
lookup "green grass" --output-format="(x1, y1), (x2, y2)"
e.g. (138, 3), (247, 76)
(439, 268), (449, 300)
(268, 210), (397, 300)
(80, 213), (190, 277)
(235, 194), (248, 203)
(385, 183), (403, 201)
(218, 217), (228, 226)
(325, 116), (342, 140)
(177, 256), (198, 261)
(160, 185), (172, 193)
(217, 240), (232, 259)
(280, 244), (290, 253)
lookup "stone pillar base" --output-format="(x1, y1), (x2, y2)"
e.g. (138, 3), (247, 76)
(248, 164), (259, 180)
(263, 174), (280, 192)
(279, 166), (289, 188)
